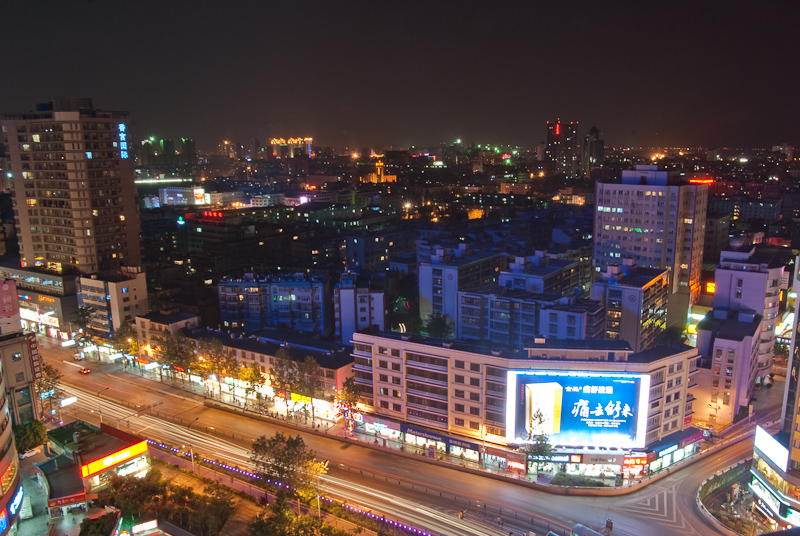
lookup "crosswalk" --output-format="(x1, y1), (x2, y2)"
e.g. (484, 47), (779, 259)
(609, 482), (711, 536)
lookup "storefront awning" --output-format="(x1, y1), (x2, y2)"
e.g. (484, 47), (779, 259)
(647, 426), (703, 453)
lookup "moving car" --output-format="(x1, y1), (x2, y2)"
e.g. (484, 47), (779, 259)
(79, 368), (91, 374)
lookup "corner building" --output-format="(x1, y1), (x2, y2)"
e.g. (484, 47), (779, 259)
(1, 98), (142, 274)
(0, 335), (25, 536)
(350, 330), (700, 477)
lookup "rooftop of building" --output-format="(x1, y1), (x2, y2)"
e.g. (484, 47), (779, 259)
(187, 328), (352, 369)
(504, 257), (577, 277)
(421, 251), (507, 267)
(79, 268), (143, 284)
(2, 98), (128, 119)
(0, 256), (78, 280)
(47, 422), (145, 464)
(718, 246), (785, 270)
(137, 310), (199, 326)
(624, 342), (697, 363)
(458, 284), (564, 302)
(218, 272), (329, 284)
(36, 455), (84, 499)
(597, 265), (668, 288)
(355, 328), (699, 364)
(697, 308), (762, 341)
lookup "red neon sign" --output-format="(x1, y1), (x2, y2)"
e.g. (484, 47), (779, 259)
(623, 455), (648, 466)
(555, 123), (560, 136)
(202, 211), (223, 218)
(81, 440), (148, 477)
(690, 179), (713, 184)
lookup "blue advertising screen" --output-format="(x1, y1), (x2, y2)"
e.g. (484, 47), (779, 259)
(506, 370), (650, 449)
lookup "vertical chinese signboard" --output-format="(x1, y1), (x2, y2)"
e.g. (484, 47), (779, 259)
(27, 333), (42, 380)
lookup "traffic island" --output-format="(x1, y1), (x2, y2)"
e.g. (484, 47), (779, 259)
(697, 458), (773, 535)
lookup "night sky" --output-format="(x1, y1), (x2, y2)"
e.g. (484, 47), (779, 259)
(3, 2), (798, 151)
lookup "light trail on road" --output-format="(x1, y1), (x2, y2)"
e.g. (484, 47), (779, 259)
(60, 383), (512, 536)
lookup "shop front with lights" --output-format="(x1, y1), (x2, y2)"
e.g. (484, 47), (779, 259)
(361, 415), (402, 442)
(646, 428), (704, 473)
(0, 483), (24, 536)
(527, 451), (625, 479)
(400, 425), (482, 461)
(747, 426), (800, 530)
(43, 422), (151, 519)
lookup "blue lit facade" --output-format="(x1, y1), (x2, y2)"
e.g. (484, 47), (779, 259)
(219, 274), (332, 336)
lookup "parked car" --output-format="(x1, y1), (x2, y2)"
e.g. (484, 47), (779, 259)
(19, 448), (41, 459)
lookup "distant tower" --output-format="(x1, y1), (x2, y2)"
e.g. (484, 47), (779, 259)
(581, 126), (604, 178)
(160, 139), (176, 166)
(546, 119), (580, 178)
(181, 138), (197, 165)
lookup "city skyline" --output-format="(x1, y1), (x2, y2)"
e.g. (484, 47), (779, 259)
(3, 2), (799, 151)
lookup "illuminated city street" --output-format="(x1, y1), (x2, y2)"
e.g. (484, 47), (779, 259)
(0, 7), (798, 536)
(39, 339), (773, 536)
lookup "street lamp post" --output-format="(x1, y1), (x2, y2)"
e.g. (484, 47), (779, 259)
(182, 443), (195, 473)
(708, 402), (721, 435)
(97, 387), (110, 424)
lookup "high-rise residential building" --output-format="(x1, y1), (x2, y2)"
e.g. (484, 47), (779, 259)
(590, 261), (670, 352)
(181, 138), (197, 166)
(159, 138), (177, 166)
(581, 126), (604, 178)
(703, 212), (731, 265)
(712, 241), (785, 377)
(77, 266), (147, 339)
(1, 98), (142, 274)
(333, 268), (385, 345)
(594, 165), (708, 326)
(748, 257), (800, 529)
(0, 332), (26, 536)
(546, 119), (580, 178)
(694, 308), (761, 429)
(418, 244), (507, 322)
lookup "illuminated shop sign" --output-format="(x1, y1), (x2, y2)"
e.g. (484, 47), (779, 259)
(506, 370), (650, 449)
(118, 124), (128, 159)
(81, 440), (148, 477)
(131, 520), (158, 534)
(755, 425), (789, 472)
(8, 487), (22, 516)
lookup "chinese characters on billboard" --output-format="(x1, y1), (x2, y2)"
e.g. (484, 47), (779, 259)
(506, 370), (650, 449)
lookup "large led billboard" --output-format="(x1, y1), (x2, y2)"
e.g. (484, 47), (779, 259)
(506, 370), (650, 449)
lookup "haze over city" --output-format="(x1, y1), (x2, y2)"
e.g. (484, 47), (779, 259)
(3, 2), (799, 149)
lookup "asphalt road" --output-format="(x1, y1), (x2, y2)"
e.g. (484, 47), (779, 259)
(39, 339), (755, 536)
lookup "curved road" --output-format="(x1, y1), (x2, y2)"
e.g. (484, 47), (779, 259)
(40, 339), (753, 536)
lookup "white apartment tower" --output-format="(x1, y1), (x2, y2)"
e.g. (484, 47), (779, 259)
(1, 98), (142, 274)
(334, 269), (385, 345)
(712, 241), (785, 377)
(594, 165), (708, 326)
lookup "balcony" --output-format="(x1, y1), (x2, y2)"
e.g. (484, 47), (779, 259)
(406, 372), (448, 388)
